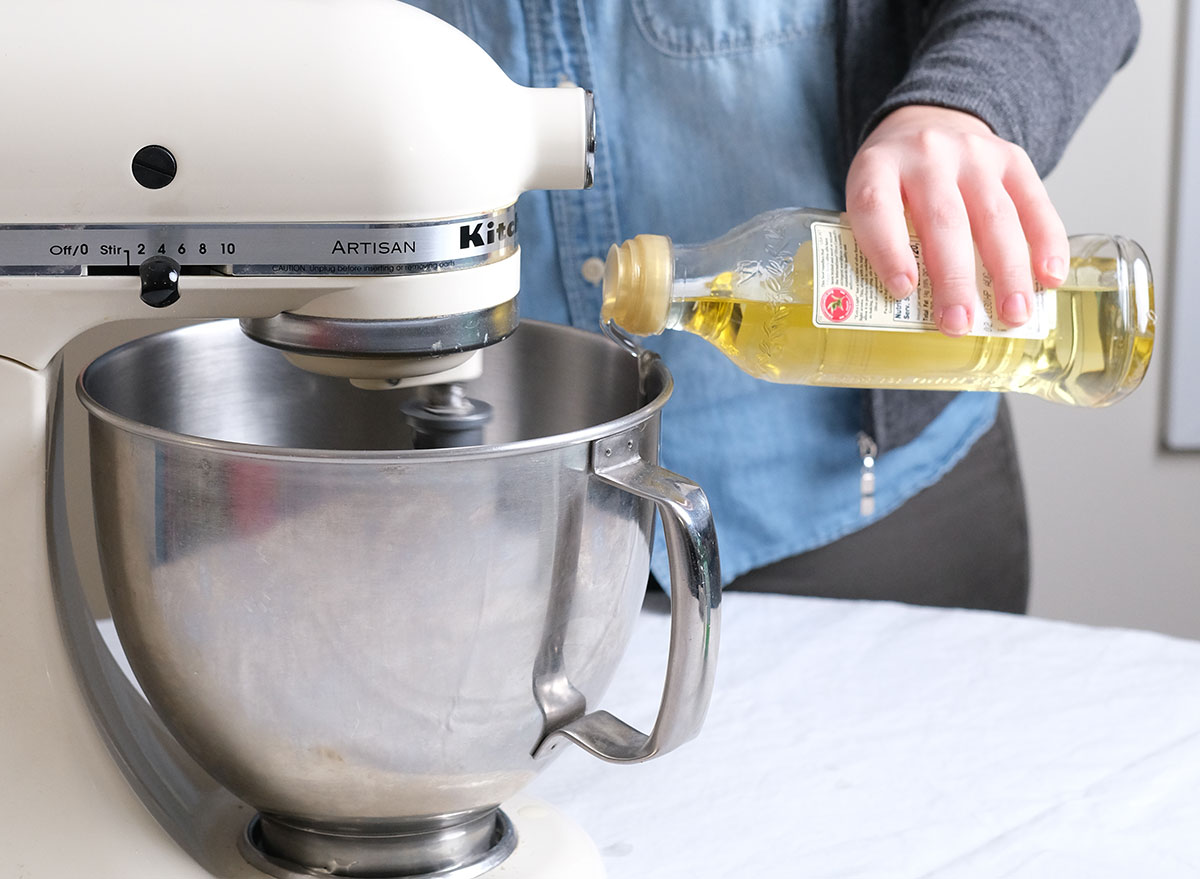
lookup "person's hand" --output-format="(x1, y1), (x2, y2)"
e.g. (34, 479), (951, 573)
(844, 105), (1069, 336)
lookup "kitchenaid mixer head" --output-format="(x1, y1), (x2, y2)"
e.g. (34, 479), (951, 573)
(0, 0), (593, 384)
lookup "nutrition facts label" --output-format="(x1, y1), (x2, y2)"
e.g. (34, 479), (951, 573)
(810, 222), (1050, 340)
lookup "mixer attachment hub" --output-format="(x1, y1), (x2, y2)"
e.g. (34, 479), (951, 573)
(401, 382), (495, 448)
(239, 304), (518, 360)
(239, 301), (517, 386)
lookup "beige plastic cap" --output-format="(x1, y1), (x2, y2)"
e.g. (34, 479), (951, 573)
(601, 234), (674, 336)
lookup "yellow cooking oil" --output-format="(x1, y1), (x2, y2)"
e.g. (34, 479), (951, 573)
(603, 225), (1156, 408)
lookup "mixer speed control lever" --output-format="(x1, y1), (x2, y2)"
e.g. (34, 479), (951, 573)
(139, 255), (181, 308)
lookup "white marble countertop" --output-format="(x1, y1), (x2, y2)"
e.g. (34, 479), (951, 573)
(527, 592), (1200, 879)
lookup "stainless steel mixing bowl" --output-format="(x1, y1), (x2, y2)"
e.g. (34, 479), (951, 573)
(78, 319), (719, 878)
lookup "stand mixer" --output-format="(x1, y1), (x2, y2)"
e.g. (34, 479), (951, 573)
(0, 2), (720, 877)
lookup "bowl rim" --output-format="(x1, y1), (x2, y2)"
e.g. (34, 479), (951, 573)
(76, 319), (673, 463)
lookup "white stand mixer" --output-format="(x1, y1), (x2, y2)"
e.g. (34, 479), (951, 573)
(0, 2), (720, 876)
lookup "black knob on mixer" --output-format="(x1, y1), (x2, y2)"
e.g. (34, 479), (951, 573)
(139, 255), (181, 308)
(131, 145), (178, 189)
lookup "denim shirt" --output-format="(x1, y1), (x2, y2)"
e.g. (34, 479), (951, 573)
(407, 0), (998, 585)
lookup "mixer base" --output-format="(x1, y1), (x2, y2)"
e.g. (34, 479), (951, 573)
(238, 795), (605, 879)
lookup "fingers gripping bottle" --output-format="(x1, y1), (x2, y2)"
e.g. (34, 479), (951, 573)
(601, 207), (1155, 407)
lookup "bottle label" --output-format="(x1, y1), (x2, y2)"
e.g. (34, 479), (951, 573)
(810, 222), (1052, 339)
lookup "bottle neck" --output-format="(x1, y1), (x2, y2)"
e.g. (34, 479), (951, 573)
(659, 208), (832, 331)
(662, 243), (704, 331)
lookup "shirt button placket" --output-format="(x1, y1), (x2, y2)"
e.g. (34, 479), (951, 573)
(580, 256), (606, 286)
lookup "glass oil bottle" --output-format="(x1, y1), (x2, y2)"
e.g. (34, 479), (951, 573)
(601, 207), (1154, 407)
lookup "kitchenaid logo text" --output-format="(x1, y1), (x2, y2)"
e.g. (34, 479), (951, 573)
(331, 239), (418, 256)
(460, 218), (517, 250)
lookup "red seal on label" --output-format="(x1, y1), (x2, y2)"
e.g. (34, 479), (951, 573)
(820, 287), (854, 322)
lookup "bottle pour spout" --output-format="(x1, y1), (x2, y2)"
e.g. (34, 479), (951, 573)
(601, 234), (674, 336)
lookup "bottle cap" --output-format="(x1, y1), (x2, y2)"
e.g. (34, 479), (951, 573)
(602, 234), (673, 335)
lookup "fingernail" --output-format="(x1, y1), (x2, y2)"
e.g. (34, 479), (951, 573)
(1002, 295), (1029, 325)
(885, 273), (914, 298)
(1045, 256), (1067, 283)
(937, 304), (971, 336)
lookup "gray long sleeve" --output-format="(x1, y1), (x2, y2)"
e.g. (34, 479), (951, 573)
(856, 0), (1141, 176)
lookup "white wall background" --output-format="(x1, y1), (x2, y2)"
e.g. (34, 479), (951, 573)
(1015, 0), (1200, 639)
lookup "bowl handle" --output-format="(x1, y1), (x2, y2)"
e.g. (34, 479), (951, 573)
(532, 424), (721, 763)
